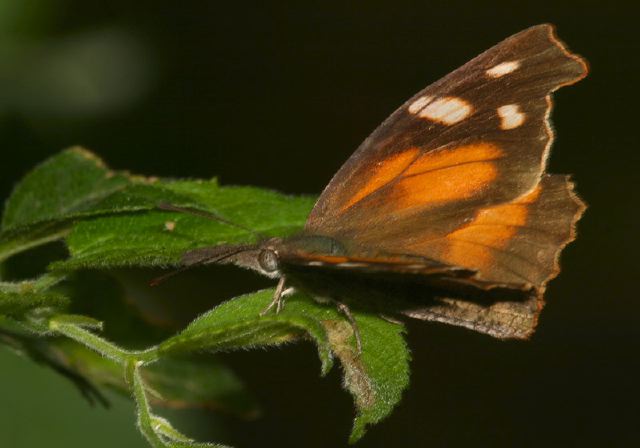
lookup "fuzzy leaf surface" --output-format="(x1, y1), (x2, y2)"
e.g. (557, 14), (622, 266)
(56, 181), (315, 270)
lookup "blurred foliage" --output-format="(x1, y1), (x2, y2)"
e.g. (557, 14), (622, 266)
(0, 0), (153, 122)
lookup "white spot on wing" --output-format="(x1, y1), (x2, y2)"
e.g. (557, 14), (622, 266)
(412, 96), (472, 125)
(408, 95), (433, 114)
(308, 261), (324, 266)
(497, 104), (526, 129)
(486, 60), (521, 78)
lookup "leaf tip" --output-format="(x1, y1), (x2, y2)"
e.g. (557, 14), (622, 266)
(319, 352), (334, 377)
(67, 146), (107, 168)
(348, 418), (367, 444)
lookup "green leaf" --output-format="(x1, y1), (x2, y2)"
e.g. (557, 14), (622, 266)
(160, 290), (410, 442)
(0, 291), (67, 315)
(1, 147), (313, 269)
(277, 293), (411, 443)
(1, 147), (129, 231)
(0, 273), (68, 316)
(339, 314), (410, 443)
(0, 148), (205, 264)
(1, 148), (195, 231)
(55, 182), (315, 270)
(159, 290), (334, 376)
(49, 313), (103, 330)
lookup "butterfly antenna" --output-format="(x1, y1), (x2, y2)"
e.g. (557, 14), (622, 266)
(149, 245), (257, 287)
(149, 266), (191, 287)
(157, 202), (266, 239)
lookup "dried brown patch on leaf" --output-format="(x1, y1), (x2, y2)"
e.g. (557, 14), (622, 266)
(323, 319), (374, 410)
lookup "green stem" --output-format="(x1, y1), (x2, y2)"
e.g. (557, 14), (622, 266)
(150, 416), (193, 443)
(49, 316), (161, 364)
(130, 362), (167, 448)
(51, 321), (132, 365)
(131, 361), (228, 448)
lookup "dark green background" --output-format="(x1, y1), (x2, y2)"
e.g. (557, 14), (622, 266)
(1, 1), (638, 447)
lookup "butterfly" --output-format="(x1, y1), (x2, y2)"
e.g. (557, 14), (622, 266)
(167, 24), (587, 344)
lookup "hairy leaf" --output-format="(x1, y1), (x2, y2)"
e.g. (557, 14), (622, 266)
(1, 147), (130, 231)
(159, 289), (334, 376)
(281, 293), (410, 442)
(160, 289), (410, 442)
(56, 182), (315, 270)
(0, 148), (212, 265)
(0, 273), (68, 316)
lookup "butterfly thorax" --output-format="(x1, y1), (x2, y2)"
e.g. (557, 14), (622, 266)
(258, 234), (347, 274)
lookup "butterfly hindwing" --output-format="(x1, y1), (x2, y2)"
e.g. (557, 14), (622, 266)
(430, 174), (586, 289)
(400, 174), (585, 339)
(403, 293), (542, 339)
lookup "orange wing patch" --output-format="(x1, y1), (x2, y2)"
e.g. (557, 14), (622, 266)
(404, 142), (502, 176)
(341, 143), (503, 213)
(442, 185), (542, 272)
(393, 163), (497, 210)
(341, 148), (419, 211)
(392, 143), (502, 211)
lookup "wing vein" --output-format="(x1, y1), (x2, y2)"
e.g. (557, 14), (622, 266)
(442, 237), (541, 282)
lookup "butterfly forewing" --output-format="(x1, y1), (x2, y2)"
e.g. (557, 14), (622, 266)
(303, 24), (587, 293)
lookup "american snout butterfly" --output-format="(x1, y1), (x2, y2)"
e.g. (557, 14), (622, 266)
(169, 24), (587, 342)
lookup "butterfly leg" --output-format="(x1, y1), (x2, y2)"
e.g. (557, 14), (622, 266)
(335, 301), (362, 354)
(260, 276), (287, 316)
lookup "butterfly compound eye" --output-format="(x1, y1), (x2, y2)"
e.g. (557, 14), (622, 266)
(258, 249), (279, 273)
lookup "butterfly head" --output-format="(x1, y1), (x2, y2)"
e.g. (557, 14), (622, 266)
(255, 238), (283, 276)
(254, 234), (346, 276)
